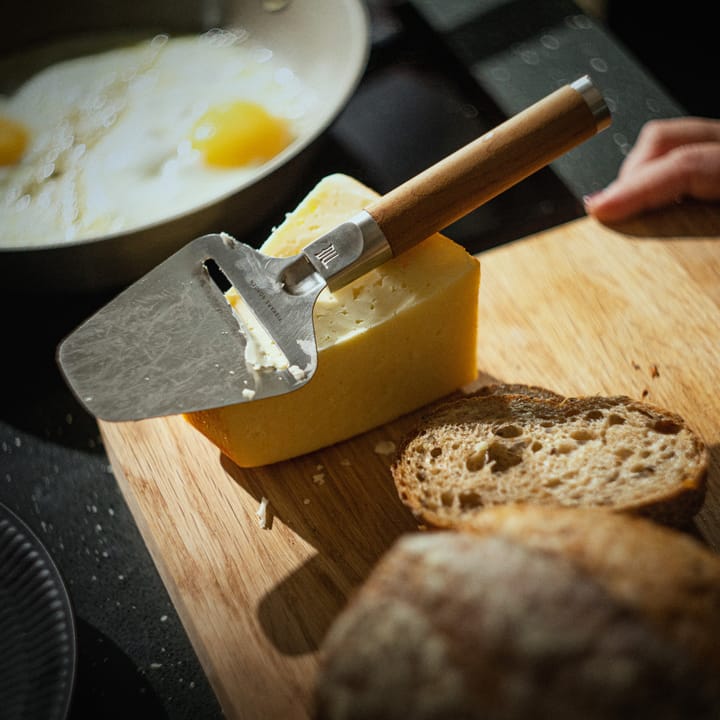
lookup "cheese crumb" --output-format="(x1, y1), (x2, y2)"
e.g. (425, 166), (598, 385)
(242, 388), (256, 400)
(255, 496), (269, 529)
(374, 440), (396, 456)
(312, 473), (326, 485)
(288, 364), (306, 380)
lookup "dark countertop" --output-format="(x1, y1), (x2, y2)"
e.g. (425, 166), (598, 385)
(0, 1), (699, 718)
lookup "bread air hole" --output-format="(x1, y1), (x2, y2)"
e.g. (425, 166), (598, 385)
(465, 450), (487, 472)
(585, 410), (604, 421)
(465, 441), (523, 472)
(487, 441), (523, 472)
(607, 413), (626, 426)
(653, 419), (682, 435)
(493, 424), (522, 438)
(614, 447), (633, 461)
(570, 429), (595, 442)
(458, 490), (483, 510)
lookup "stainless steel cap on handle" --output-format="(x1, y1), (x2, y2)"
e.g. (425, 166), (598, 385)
(302, 210), (393, 293)
(571, 75), (611, 131)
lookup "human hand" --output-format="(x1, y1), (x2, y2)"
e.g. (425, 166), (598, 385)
(583, 117), (720, 222)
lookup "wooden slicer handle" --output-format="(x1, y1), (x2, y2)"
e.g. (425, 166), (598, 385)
(365, 76), (611, 257)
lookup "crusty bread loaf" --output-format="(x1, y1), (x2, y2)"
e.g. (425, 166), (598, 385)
(391, 388), (708, 528)
(314, 505), (720, 720)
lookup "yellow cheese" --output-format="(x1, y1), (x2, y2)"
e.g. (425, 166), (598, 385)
(184, 173), (480, 467)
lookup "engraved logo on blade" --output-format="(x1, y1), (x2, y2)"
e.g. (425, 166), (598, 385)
(314, 244), (339, 268)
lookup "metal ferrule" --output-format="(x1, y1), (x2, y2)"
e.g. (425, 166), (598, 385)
(301, 210), (392, 292)
(571, 75), (611, 131)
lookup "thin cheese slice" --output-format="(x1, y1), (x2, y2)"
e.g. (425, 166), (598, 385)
(184, 174), (481, 467)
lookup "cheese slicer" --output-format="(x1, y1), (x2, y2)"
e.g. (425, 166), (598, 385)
(57, 75), (610, 421)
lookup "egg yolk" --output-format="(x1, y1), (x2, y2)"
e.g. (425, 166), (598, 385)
(191, 101), (292, 168)
(0, 115), (29, 166)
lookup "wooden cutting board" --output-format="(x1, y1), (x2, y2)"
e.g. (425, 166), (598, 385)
(100, 203), (720, 720)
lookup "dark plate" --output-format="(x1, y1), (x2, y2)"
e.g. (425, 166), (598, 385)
(0, 502), (77, 720)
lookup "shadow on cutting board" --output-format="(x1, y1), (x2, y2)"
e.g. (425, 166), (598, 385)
(697, 443), (720, 544)
(219, 372), (503, 655)
(219, 424), (417, 656)
(596, 203), (720, 239)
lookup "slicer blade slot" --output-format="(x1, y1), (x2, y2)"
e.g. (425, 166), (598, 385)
(204, 257), (232, 293)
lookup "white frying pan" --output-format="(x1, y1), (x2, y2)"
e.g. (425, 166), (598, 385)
(0, 0), (369, 291)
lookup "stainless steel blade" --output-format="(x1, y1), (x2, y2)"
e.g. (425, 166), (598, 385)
(57, 234), (322, 421)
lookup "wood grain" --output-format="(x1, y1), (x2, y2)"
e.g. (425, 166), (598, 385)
(100, 203), (720, 720)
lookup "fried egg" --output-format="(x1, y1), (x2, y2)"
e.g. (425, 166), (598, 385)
(0, 115), (28, 166)
(0, 29), (315, 247)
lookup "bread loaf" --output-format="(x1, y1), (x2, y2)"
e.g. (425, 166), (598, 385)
(314, 505), (720, 720)
(391, 387), (708, 528)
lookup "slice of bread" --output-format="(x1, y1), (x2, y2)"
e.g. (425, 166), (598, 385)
(391, 387), (708, 528)
(314, 506), (720, 720)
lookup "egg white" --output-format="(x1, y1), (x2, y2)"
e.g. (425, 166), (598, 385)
(0, 29), (315, 247)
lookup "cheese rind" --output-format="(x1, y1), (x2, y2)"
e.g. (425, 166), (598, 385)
(184, 174), (480, 467)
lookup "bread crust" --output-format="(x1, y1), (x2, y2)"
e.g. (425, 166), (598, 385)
(468, 382), (565, 401)
(315, 507), (720, 720)
(460, 505), (720, 677)
(391, 387), (708, 529)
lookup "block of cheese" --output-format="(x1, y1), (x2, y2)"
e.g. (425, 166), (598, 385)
(183, 174), (481, 467)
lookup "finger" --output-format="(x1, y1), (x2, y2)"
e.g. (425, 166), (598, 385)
(585, 143), (720, 223)
(619, 117), (720, 180)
